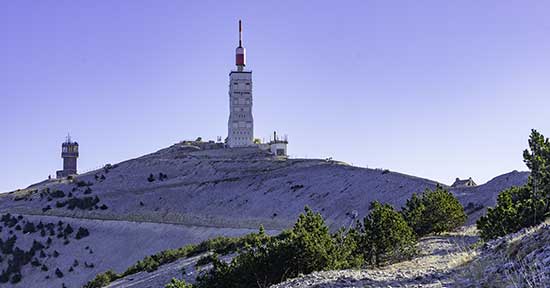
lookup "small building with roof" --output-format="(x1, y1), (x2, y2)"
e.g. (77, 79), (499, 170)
(451, 177), (477, 188)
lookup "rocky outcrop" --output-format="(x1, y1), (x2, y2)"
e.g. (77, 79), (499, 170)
(461, 220), (550, 287)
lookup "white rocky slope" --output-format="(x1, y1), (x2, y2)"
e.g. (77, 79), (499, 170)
(0, 214), (261, 288)
(0, 144), (528, 287)
(2, 145), (528, 230)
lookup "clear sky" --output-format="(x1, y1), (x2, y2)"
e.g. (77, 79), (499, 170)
(1, 1), (549, 192)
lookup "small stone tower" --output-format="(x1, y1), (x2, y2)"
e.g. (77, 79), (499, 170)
(56, 135), (79, 178)
(227, 20), (254, 147)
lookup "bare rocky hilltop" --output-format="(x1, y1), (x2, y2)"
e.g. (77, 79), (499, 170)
(0, 144), (528, 287)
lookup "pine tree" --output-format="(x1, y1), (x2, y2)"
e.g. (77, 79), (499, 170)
(362, 201), (416, 266)
(478, 129), (550, 240)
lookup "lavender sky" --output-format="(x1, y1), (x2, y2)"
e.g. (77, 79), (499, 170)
(1, 1), (549, 192)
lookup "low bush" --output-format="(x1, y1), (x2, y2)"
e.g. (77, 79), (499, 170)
(83, 270), (116, 288)
(75, 227), (90, 239)
(50, 190), (65, 198)
(22, 222), (36, 234)
(165, 278), (193, 288)
(195, 207), (361, 288)
(57, 196), (100, 210)
(55, 268), (63, 278)
(401, 186), (466, 237)
(76, 181), (93, 187)
(85, 230), (269, 287)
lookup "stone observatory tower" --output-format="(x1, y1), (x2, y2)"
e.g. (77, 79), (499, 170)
(56, 134), (79, 178)
(227, 20), (254, 147)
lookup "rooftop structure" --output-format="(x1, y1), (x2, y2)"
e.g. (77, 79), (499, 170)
(269, 131), (288, 156)
(451, 177), (477, 188)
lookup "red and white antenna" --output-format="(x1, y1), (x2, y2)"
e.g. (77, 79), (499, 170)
(235, 19), (246, 71)
(239, 20), (243, 48)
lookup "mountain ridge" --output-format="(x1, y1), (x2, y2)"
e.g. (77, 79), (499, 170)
(0, 144), (529, 287)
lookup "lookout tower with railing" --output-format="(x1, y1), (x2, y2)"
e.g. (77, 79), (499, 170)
(56, 134), (79, 178)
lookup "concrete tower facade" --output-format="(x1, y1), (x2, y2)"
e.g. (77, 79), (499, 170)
(56, 135), (79, 178)
(227, 20), (254, 147)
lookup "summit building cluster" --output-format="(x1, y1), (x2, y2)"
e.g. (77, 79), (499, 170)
(226, 20), (288, 155)
(53, 20), (288, 179)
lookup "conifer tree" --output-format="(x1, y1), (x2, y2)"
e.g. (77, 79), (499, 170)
(478, 129), (550, 240)
(362, 202), (416, 266)
(402, 186), (466, 237)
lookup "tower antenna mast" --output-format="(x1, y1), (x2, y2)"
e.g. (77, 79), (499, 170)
(235, 19), (246, 71)
(239, 20), (243, 47)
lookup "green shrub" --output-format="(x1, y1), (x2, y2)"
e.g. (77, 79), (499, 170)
(332, 226), (364, 269)
(285, 207), (340, 274)
(22, 222), (36, 234)
(1, 235), (17, 254)
(361, 201), (417, 267)
(55, 268), (63, 278)
(76, 181), (93, 187)
(76, 227), (90, 239)
(165, 278), (193, 288)
(477, 185), (544, 240)
(196, 254), (217, 267)
(195, 207), (346, 288)
(50, 190), (65, 198)
(83, 270), (117, 288)
(401, 186), (466, 237)
(62, 196), (100, 210)
(477, 129), (550, 240)
(64, 224), (74, 236)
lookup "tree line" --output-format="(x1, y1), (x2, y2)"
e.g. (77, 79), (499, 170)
(170, 187), (466, 288)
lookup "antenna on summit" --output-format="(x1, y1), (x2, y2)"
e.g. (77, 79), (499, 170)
(235, 20), (246, 71)
(239, 20), (243, 47)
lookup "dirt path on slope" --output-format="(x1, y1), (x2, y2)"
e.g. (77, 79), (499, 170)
(272, 228), (479, 288)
